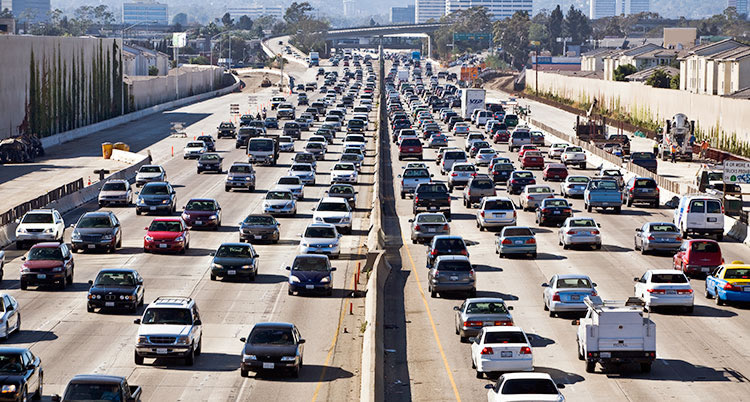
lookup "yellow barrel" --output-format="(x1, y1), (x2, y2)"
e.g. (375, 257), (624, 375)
(113, 142), (130, 152)
(102, 142), (113, 159)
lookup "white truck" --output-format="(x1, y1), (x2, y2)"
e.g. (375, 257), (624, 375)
(658, 113), (694, 161)
(574, 296), (656, 374)
(460, 88), (486, 120)
(397, 70), (409, 83)
(309, 51), (319, 66)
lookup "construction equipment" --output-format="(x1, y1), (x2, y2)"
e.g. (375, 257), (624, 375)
(658, 113), (694, 162)
(574, 99), (607, 142)
(0, 134), (44, 164)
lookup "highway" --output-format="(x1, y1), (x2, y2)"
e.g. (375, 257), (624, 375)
(1, 53), (373, 400)
(382, 62), (750, 401)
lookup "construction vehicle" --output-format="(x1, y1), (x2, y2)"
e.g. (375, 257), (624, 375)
(658, 113), (694, 162)
(0, 134), (44, 164)
(574, 99), (607, 142)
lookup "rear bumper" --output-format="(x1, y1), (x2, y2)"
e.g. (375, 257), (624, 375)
(21, 272), (66, 285)
(242, 360), (298, 372)
(549, 301), (588, 312)
(431, 281), (475, 293)
(476, 357), (533, 373)
(498, 245), (536, 254)
(587, 350), (655, 364)
(718, 290), (750, 302)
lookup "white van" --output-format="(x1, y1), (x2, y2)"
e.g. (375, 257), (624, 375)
(440, 150), (468, 175)
(673, 195), (724, 240)
(475, 110), (492, 128)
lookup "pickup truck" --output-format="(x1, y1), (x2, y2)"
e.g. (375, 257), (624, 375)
(630, 151), (657, 173)
(413, 182), (452, 219)
(584, 179), (622, 213)
(54, 374), (142, 402)
(561, 146), (586, 169)
(399, 168), (432, 198)
(575, 296), (656, 374)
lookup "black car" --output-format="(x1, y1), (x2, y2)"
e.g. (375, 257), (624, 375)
(217, 122), (236, 138)
(413, 182), (451, 219)
(240, 323), (305, 378)
(623, 177), (659, 207)
(630, 151), (657, 173)
(283, 122), (301, 140)
(70, 211), (122, 253)
(535, 198), (573, 226)
(210, 243), (259, 281)
(426, 235), (469, 268)
(197, 153), (223, 174)
(87, 269), (144, 313)
(239, 214), (280, 243)
(508, 171), (536, 195)
(491, 163), (514, 183)
(196, 135), (216, 152)
(135, 182), (176, 215)
(0, 348), (43, 401)
(236, 127), (261, 149)
(54, 375), (142, 402)
(347, 119), (365, 133)
(392, 119), (411, 131)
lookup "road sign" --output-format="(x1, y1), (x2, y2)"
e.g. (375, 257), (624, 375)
(723, 161), (750, 184)
(453, 33), (491, 42)
(172, 32), (187, 48)
(230, 103), (240, 115)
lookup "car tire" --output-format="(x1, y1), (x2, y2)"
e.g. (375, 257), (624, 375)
(241, 368), (249, 377)
(585, 360), (596, 373)
(715, 290), (725, 306)
(225, 186), (231, 192)
(614, 206), (622, 214)
(134, 351), (144, 365)
(717, 234), (724, 242)
(429, 287), (437, 298)
(549, 309), (555, 317)
(595, 243), (602, 250)
(195, 338), (202, 356)
(87, 304), (94, 313)
(185, 348), (195, 366)
(586, 203), (592, 212)
(33, 373), (42, 400)
(16, 241), (24, 250)
(531, 252), (537, 259)
(640, 363), (652, 373)
(563, 244), (569, 250)
(627, 197), (633, 207)
(686, 305), (694, 314)
(475, 370), (483, 379)
(20, 279), (27, 290)
(135, 209), (141, 216)
(704, 283), (713, 299)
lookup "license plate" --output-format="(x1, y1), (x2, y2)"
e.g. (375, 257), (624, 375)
(254, 235), (263, 240)
(228, 270), (237, 275)
(429, 206), (438, 210)
(579, 232), (589, 236)
(263, 362), (275, 369)
(159, 244), (168, 248)
(500, 351), (512, 358)
(156, 348), (168, 355)
(37, 274), (46, 279)
(483, 321), (494, 326)
(601, 352), (611, 358)
(514, 240), (523, 244)
(88, 244), (95, 248)
(493, 213), (503, 217)
(150, 206), (156, 211)
(105, 302), (115, 307)
(701, 267), (709, 272)
(427, 228), (436, 232)
(667, 290), (677, 295)
(306, 285), (315, 289)
(708, 217), (717, 222)
(450, 276), (459, 281)
(195, 221), (202, 225)
(572, 295), (580, 301)
(553, 211), (560, 214)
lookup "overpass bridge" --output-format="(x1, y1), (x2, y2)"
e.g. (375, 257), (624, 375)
(325, 23), (447, 57)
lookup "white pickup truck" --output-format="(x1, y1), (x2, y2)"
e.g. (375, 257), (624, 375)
(561, 146), (587, 169)
(574, 296), (656, 374)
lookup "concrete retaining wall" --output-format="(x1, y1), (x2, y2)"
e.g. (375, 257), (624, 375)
(129, 65), (224, 110)
(360, 251), (388, 402)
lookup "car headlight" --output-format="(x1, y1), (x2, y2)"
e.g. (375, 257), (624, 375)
(280, 356), (296, 362)
(320, 277), (330, 283)
(175, 235), (185, 242)
(162, 199), (169, 204)
(175, 336), (190, 345)
(209, 215), (217, 220)
(137, 199), (145, 205)
(102, 234), (113, 240)
(243, 354), (257, 361)
(52, 266), (63, 272)
(212, 263), (223, 269)
(315, 217), (323, 222)
(95, 295), (102, 299)
(341, 216), (351, 223)
(1, 384), (17, 393)
(144, 236), (153, 242)
(44, 228), (54, 234)
(72, 231), (81, 240)
(329, 243), (338, 248)
(290, 275), (300, 283)
(241, 265), (252, 269)
(16, 227), (27, 234)
(182, 213), (190, 219)
(301, 242), (310, 247)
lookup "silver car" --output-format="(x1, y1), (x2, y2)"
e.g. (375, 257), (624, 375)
(409, 213), (450, 243)
(519, 185), (555, 211)
(448, 163), (478, 191)
(476, 197), (516, 230)
(541, 274), (597, 316)
(560, 175), (590, 198)
(135, 165), (166, 186)
(453, 297), (514, 342)
(559, 217), (601, 250)
(278, 136), (295, 152)
(263, 189), (297, 216)
(276, 176), (304, 200)
(428, 255), (476, 298)
(98, 179), (133, 206)
(298, 223), (341, 258)
(288, 163), (316, 185)
(634, 222), (682, 254)
(225, 163), (256, 192)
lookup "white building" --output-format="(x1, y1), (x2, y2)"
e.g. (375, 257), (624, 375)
(227, 4), (284, 20)
(621, 0), (649, 15)
(122, 43), (170, 76)
(590, 0), (616, 19)
(122, 1), (168, 25)
(728, 0), (748, 14)
(679, 39), (749, 95)
(416, 0), (445, 23)
(445, 0), (532, 20)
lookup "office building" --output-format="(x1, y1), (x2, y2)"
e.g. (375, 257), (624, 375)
(343, 0), (354, 17)
(728, 0), (748, 14)
(227, 4), (284, 20)
(445, 0), (532, 20)
(11, 0), (50, 24)
(621, 0), (650, 15)
(123, 1), (168, 25)
(589, 0), (616, 19)
(415, 0), (445, 23)
(391, 5), (415, 23)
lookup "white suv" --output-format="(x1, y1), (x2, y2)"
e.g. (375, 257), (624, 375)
(134, 296), (203, 366)
(15, 209), (65, 249)
(313, 197), (353, 234)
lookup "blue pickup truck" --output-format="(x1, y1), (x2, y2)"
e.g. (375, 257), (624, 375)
(584, 179), (622, 213)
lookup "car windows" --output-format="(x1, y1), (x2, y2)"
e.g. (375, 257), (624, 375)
(149, 221), (182, 232)
(27, 247), (63, 260)
(292, 164), (313, 172)
(514, 172), (533, 179)
(724, 269), (750, 279)
(278, 177), (301, 185)
(417, 184), (447, 193)
(569, 219), (595, 228)
(140, 184), (169, 195)
(416, 214), (446, 223)
(249, 328), (295, 345)
(244, 215), (275, 225)
(435, 238), (465, 250)
(230, 165), (253, 173)
(317, 202), (349, 212)
(216, 245), (253, 258)
(691, 241), (719, 252)
(484, 331), (526, 344)
(566, 147), (583, 153)
(528, 187), (552, 194)
(568, 176), (589, 183)
(454, 165), (475, 172)
(186, 200), (217, 211)
(22, 213), (54, 224)
(140, 166), (161, 173)
(471, 179), (494, 189)
(512, 132), (530, 139)
(445, 152), (465, 159)
(142, 308), (192, 325)
(706, 200), (722, 213)
(689, 200), (706, 213)
(501, 379), (558, 395)
(544, 200), (568, 207)
(650, 274), (688, 284)
(556, 278), (592, 288)
(404, 169), (430, 178)
(503, 228), (533, 236)
(436, 260), (471, 271)
(267, 191), (292, 200)
(78, 216), (113, 228)
(589, 181), (618, 190)
(467, 302), (507, 314)
(635, 179), (656, 188)
(401, 139), (421, 146)
(484, 200), (514, 210)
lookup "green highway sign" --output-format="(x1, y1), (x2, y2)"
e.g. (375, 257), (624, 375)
(453, 33), (491, 41)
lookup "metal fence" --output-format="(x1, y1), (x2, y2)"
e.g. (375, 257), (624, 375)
(0, 178), (84, 226)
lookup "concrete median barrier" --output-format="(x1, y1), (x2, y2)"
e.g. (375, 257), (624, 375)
(360, 250), (388, 402)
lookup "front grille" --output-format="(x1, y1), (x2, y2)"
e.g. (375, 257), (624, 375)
(323, 217), (341, 224)
(104, 295), (117, 301)
(145, 200), (163, 206)
(82, 235), (102, 242)
(258, 355), (283, 363)
(149, 336), (176, 344)
(27, 228), (44, 233)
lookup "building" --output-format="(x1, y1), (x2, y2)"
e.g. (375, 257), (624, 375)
(620, 0), (649, 15)
(581, 48), (618, 71)
(122, 43), (170, 76)
(590, 0), (616, 19)
(391, 5), (415, 24)
(714, 47), (750, 95)
(727, 0), (748, 14)
(343, 0), (354, 17)
(227, 4), (284, 20)
(123, 1), (168, 25)
(602, 43), (676, 80)
(11, 0), (50, 24)
(664, 28), (697, 50)
(625, 65), (679, 82)
(679, 39), (748, 94)
(445, 0), (532, 20)
(0, 18), (14, 34)
(415, 0), (445, 23)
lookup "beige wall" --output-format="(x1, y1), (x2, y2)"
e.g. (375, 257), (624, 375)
(664, 28), (697, 50)
(128, 65), (224, 111)
(527, 70), (750, 143)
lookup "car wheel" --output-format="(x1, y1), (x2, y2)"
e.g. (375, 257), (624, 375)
(563, 244), (569, 250)
(585, 360), (596, 373)
(210, 274), (217, 281)
(595, 243), (602, 250)
(614, 206), (622, 214)
(241, 368), (249, 377)
(715, 289), (725, 306)
(20, 280), (27, 290)
(429, 287), (437, 298)
(225, 186), (231, 192)
(288, 287), (294, 296)
(185, 348), (195, 366)
(586, 203), (592, 212)
(717, 234), (724, 242)
(475, 370), (483, 379)
(640, 363), (652, 373)
(195, 337), (202, 356)
(549, 309), (555, 317)
(19, 387), (27, 402)
(135, 209), (141, 216)
(33, 373), (42, 400)
(134, 351), (144, 365)
(87, 304), (95, 313)
(704, 283), (713, 299)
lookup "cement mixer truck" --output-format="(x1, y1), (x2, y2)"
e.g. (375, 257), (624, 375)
(657, 113), (694, 162)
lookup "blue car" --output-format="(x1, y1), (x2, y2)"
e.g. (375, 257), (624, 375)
(264, 117), (279, 129)
(495, 226), (537, 258)
(286, 254), (336, 296)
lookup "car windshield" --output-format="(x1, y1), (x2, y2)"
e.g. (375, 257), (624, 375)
(484, 331), (526, 344)
(149, 221), (182, 232)
(556, 278), (592, 288)
(249, 328), (295, 345)
(514, 172), (533, 179)
(306, 143), (323, 150)
(102, 182), (126, 191)
(293, 257), (329, 271)
(22, 213), (53, 224)
(197, 137), (212, 143)
(63, 383), (122, 401)
(417, 214), (446, 223)
(691, 241), (719, 252)
(402, 139), (421, 146)
(249, 141), (273, 151)
(513, 132), (529, 139)
(317, 202), (349, 212)
(568, 177), (589, 183)
(569, 219), (596, 228)
(292, 164), (313, 172)
(650, 274), (688, 283)
(493, 164), (514, 172)
(216, 245), (253, 258)
(503, 228), (533, 237)
(544, 200), (568, 207)
(140, 166), (161, 173)
(502, 379), (558, 395)
(650, 224), (677, 232)
(140, 185), (169, 195)
(602, 170), (621, 176)
(278, 177), (301, 185)
(230, 165), (253, 173)
(77, 216), (112, 228)
(483, 200), (514, 210)
(142, 308), (192, 325)
(445, 152), (465, 159)
(244, 215), (275, 225)
(334, 164), (354, 171)
(305, 227), (337, 238)
(525, 151), (542, 157)
(27, 247), (63, 260)
(341, 155), (358, 162)
(632, 152), (655, 160)
(528, 187), (552, 194)
(95, 272), (136, 286)
(472, 180), (494, 189)
(267, 191), (292, 200)
(725, 269), (750, 279)
(635, 179), (656, 188)
(0, 354), (23, 374)
(466, 302), (508, 314)
(186, 200), (217, 211)
(566, 147), (582, 152)
(200, 154), (220, 161)
(418, 184), (447, 193)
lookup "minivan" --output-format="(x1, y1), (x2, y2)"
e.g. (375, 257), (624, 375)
(441, 150), (468, 174)
(673, 196), (724, 240)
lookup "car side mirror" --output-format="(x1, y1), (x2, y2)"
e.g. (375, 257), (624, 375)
(330, 267), (337, 271)
(285, 266), (291, 271)
(21, 256), (26, 261)
(484, 384), (493, 390)
(299, 339), (306, 344)
(453, 306), (460, 311)
(209, 252), (215, 256)
(597, 223), (601, 228)
(468, 337), (476, 343)
(240, 337), (247, 343)
(134, 319), (141, 324)
(541, 283), (548, 287)
(88, 280), (94, 286)
(592, 282), (598, 287)
(633, 277), (639, 282)
(571, 319), (579, 326)
(557, 383), (565, 389)
(507, 306), (514, 310)
(635, 228), (641, 232)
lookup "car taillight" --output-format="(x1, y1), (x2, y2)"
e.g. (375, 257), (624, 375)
(552, 292), (560, 301)
(630, 186), (635, 193)
(451, 173), (458, 176)
(564, 209), (572, 213)
(471, 173), (477, 176)
(460, 249), (468, 256)
(648, 235), (655, 240)
(675, 236), (682, 241)
(520, 346), (532, 355)
(442, 224), (450, 230)
(480, 347), (494, 355)
(724, 283), (742, 291)
(647, 289), (666, 294)
(414, 225), (421, 231)
(464, 320), (483, 327)
(431, 250), (438, 256)
(541, 208), (548, 213)
(494, 320), (512, 326)
(526, 238), (536, 244)
(591, 230), (600, 235)
(414, 195), (419, 202)
(676, 289), (694, 294)
(513, 211), (517, 218)
(591, 290), (598, 296)
(480, 211), (485, 217)
(502, 238), (512, 244)
(567, 230), (575, 235)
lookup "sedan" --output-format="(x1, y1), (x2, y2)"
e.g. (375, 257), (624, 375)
(70, 211), (122, 253)
(299, 223), (342, 258)
(634, 270), (694, 313)
(453, 298), (514, 342)
(409, 213), (450, 243)
(143, 218), (189, 254)
(20, 242), (74, 290)
(519, 185), (555, 211)
(325, 183), (357, 208)
(475, 148), (497, 166)
(240, 323), (305, 378)
(535, 198), (573, 227)
(0, 347), (43, 401)
(0, 294), (20, 339)
(135, 181), (176, 215)
(135, 165), (166, 186)
(559, 217), (601, 250)
(286, 254), (336, 296)
(276, 176), (305, 200)
(495, 226), (536, 258)
(288, 163), (316, 185)
(197, 153), (223, 174)
(210, 243), (259, 281)
(634, 222), (682, 254)
(542, 274), (597, 316)
(470, 326), (533, 378)
(560, 175), (589, 198)
(86, 269), (144, 313)
(486, 373), (566, 402)
(263, 189), (297, 216)
(98, 179), (134, 206)
(508, 171), (536, 195)
(429, 133), (448, 148)
(239, 214), (280, 243)
(330, 163), (358, 183)
(182, 198), (222, 229)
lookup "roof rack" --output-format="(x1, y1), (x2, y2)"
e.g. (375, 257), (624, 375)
(153, 296), (193, 305)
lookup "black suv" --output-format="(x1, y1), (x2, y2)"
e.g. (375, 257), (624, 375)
(413, 182), (451, 219)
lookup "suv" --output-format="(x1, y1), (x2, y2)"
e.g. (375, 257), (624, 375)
(134, 296), (203, 366)
(428, 255), (476, 298)
(623, 177), (659, 208)
(225, 163), (256, 192)
(463, 175), (496, 207)
(509, 128), (531, 152)
(20, 242), (74, 290)
(15, 209), (65, 249)
(673, 196), (724, 240)
(399, 138), (423, 160)
(426, 235), (469, 268)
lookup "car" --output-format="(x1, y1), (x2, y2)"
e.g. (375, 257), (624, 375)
(264, 117), (279, 129)
(519, 185), (555, 211)
(134, 296), (202, 366)
(54, 375), (141, 402)
(236, 127), (261, 149)
(278, 136), (295, 152)
(595, 168), (625, 188)
(15, 209), (65, 248)
(428, 255), (476, 298)
(143, 218), (189, 254)
(270, 97), (285, 110)
(634, 222), (682, 254)
(70, 211), (122, 252)
(448, 163), (478, 191)
(20, 242), (74, 290)
(530, 130), (545, 146)
(197, 153), (223, 174)
(465, 132), (486, 151)
(398, 138), (423, 160)
(239, 322), (305, 378)
(561, 146), (586, 169)
(0, 294), (20, 339)
(409, 213), (450, 243)
(630, 151), (657, 173)
(275, 176), (305, 200)
(509, 128), (531, 152)
(542, 163), (568, 181)
(475, 148), (496, 166)
(429, 133), (448, 147)
(263, 189), (297, 216)
(495, 226), (537, 258)
(135, 165), (167, 186)
(277, 104), (296, 120)
(182, 198), (222, 229)
(225, 162), (256, 192)
(517, 145), (539, 160)
(399, 168), (432, 199)
(194, 134), (215, 152)
(440, 149), (468, 174)
(217, 121), (236, 138)
(672, 239), (722, 276)
(98, 179), (134, 206)
(542, 274), (597, 316)
(298, 223), (342, 258)
(463, 174), (496, 207)
(453, 122), (470, 135)
(135, 181), (176, 215)
(426, 235), (469, 268)
(286, 254), (336, 296)
(453, 298), (514, 342)
(705, 261), (750, 305)
(535, 198), (573, 226)
(507, 171), (536, 195)
(239, 214), (280, 244)
(330, 163), (358, 183)
(288, 163), (316, 185)
(489, 163), (514, 184)
(313, 197), (352, 234)
(325, 183), (357, 208)
(339, 153), (363, 171)
(304, 141), (326, 160)
(634, 270), (694, 312)
(86, 269), (144, 313)
(343, 134), (366, 151)
(558, 176), (587, 199)
(583, 179), (622, 213)
(520, 150), (544, 169)
(413, 182), (452, 219)
(470, 326), (533, 378)
(485, 373), (566, 402)
(210, 242), (259, 281)
(673, 195), (724, 240)
(284, 122), (302, 140)
(468, 141), (491, 158)
(559, 217), (601, 250)
(0, 347), (43, 401)
(622, 177), (659, 207)
(548, 143), (568, 159)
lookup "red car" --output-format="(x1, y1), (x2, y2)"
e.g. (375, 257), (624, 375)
(144, 218), (190, 254)
(521, 151), (544, 169)
(517, 145), (539, 160)
(673, 239), (723, 277)
(399, 138), (423, 161)
(542, 163), (569, 181)
(182, 198), (222, 230)
(20, 242), (75, 290)
(493, 130), (510, 143)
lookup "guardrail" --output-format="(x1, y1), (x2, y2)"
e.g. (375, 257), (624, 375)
(0, 178), (84, 226)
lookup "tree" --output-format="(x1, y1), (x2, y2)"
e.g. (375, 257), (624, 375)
(190, 56), (210, 65)
(0, 8), (12, 18)
(547, 6), (563, 55)
(284, 2), (313, 26)
(563, 6), (591, 46)
(431, 7), (493, 60)
(613, 64), (637, 81)
(529, 11), (549, 48)
(369, 17), (376, 26)
(148, 65), (159, 76)
(236, 15), (253, 30)
(172, 12), (187, 26)
(645, 69), (671, 88)
(221, 12), (234, 28)
(494, 11), (530, 70)
(670, 73), (680, 89)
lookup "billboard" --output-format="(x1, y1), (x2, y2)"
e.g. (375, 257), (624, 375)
(172, 32), (187, 48)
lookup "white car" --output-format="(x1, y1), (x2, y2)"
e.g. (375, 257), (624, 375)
(0, 293), (20, 340)
(262, 189), (297, 216)
(470, 326), (533, 378)
(298, 223), (342, 258)
(520, 185), (555, 211)
(278, 136), (295, 152)
(343, 134), (366, 152)
(183, 141), (207, 159)
(465, 132), (485, 151)
(15, 209), (66, 248)
(549, 143), (568, 159)
(288, 163), (316, 185)
(559, 217), (601, 250)
(135, 165), (167, 186)
(331, 163), (358, 184)
(313, 197), (353, 234)
(486, 373), (566, 402)
(634, 270), (694, 313)
(275, 176), (304, 200)
(134, 296), (203, 366)
(476, 197), (516, 230)
(561, 146), (586, 169)
(475, 148), (497, 166)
